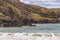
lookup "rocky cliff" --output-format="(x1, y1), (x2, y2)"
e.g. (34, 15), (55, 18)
(0, 0), (60, 27)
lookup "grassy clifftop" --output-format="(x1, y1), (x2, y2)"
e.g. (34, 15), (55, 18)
(0, 0), (60, 27)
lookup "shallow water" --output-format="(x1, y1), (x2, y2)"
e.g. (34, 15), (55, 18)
(0, 24), (60, 33)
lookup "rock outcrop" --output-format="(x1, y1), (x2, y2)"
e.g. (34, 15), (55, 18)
(0, 0), (60, 27)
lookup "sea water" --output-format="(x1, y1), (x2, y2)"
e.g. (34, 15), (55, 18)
(0, 24), (60, 40)
(0, 24), (60, 33)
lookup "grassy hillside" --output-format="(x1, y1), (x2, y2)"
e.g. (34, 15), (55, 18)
(0, 0), (60, 27)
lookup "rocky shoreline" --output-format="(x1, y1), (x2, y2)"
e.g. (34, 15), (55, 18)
(0, 0), (60, 27)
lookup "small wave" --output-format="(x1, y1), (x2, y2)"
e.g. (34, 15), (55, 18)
(0, 33), (59, 40)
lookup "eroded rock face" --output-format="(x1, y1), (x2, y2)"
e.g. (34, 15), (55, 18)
(0, 0), (60, 27)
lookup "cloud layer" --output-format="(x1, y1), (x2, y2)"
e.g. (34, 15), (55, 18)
(20, 0), (60, 8)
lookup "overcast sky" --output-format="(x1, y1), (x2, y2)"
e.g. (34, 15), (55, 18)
(20, 0), (60, 8)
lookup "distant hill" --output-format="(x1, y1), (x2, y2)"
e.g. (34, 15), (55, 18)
(0, 0), (60, 27)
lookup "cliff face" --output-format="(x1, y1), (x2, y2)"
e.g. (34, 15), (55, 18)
(0, 0), (60, 27)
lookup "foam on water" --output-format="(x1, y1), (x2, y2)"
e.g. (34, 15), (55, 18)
(0, 33), (60, 40)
